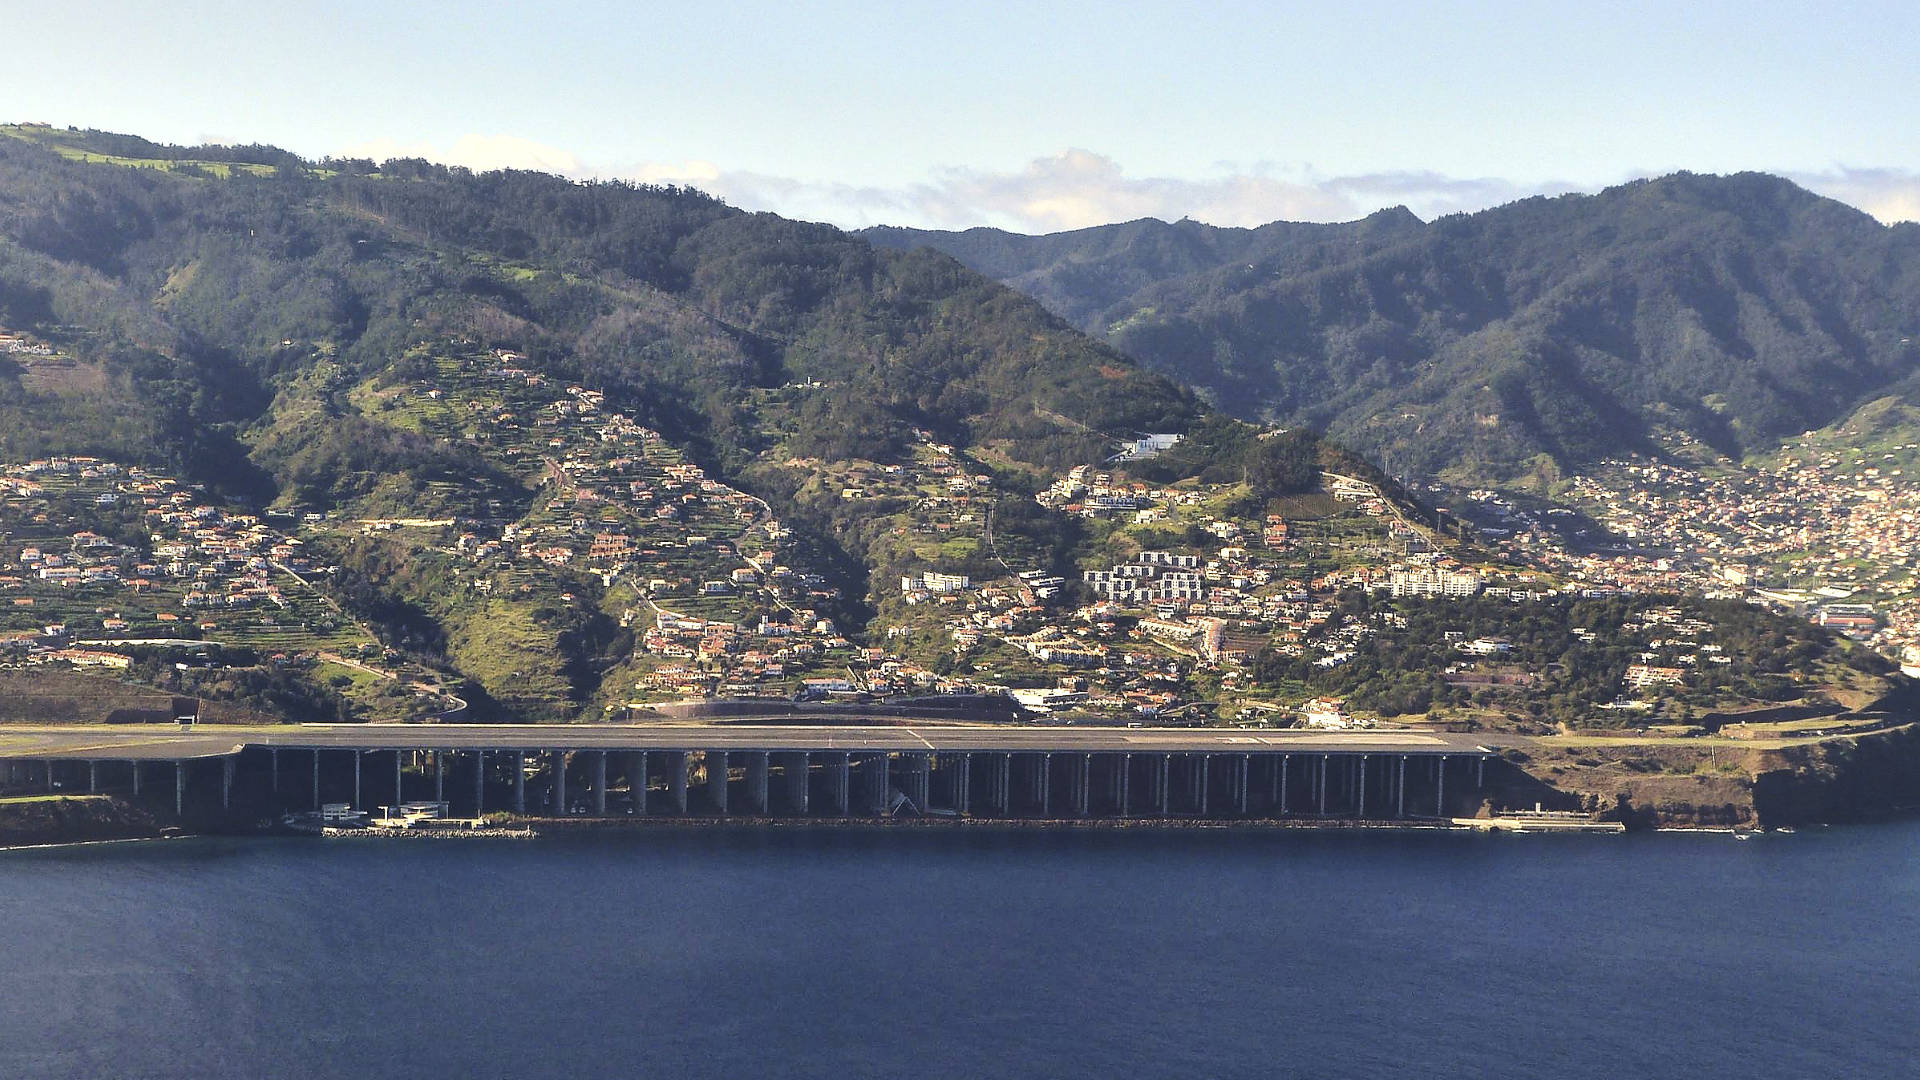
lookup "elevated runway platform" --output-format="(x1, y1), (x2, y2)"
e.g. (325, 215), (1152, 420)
(0, 722), (1491, 758)
(0, 723), (1494, 821)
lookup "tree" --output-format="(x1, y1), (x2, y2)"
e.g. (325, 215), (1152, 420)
(1244, 429), (1321, 500)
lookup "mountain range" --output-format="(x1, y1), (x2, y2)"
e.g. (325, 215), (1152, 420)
(866, 173), (1920, 487)
(0, 124), (1902, 751)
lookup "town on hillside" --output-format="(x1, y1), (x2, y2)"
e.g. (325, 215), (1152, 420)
(0, 339), (1900, 731)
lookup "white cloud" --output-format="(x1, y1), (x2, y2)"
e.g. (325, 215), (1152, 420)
(337, 133), (583, 174)
(609, 150), (1586, 232)
(1788, 167), (1920, 225)
(330, 135), (1920, 232)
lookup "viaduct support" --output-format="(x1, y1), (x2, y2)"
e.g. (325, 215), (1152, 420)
(749, 751), (770, 815)
(672, 752), (690, 814)
(787, 752), (809, 815)
(706, 751), (727, 816)
(869, 752), (890, 815)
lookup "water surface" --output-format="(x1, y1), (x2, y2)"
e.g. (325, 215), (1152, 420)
(2, 824), (1916, 1079)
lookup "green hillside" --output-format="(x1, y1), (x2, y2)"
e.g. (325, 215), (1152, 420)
(0, 124), (1225, 720)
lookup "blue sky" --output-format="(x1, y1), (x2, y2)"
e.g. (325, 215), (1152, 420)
(11, 0), (1919, 230)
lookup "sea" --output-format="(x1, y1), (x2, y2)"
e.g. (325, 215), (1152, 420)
(2, 822), (1916, 1080)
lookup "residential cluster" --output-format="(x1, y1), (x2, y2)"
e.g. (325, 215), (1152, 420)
(1037, 465), (1215, 519)
(0, 456), (364, 665)
(372, 353), (855, 701)
(876, 458), (1527, 722)
(1454, 443), (1917, 663)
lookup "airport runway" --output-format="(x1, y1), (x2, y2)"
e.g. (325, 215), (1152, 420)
(0, 722), (1496, 760)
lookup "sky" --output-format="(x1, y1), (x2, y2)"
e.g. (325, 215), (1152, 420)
(9, 0), (1920, 232)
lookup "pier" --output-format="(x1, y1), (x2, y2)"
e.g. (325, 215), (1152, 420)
(0, 723), (1493, 822)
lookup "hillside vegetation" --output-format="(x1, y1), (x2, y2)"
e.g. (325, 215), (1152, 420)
(0, 124), (1226, 720)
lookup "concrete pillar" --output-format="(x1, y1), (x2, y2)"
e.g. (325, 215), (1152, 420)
(790, 752), (809, 814)
(1436, 755), (1447, 818)
(673, 752), (690, 814)
(312, 750), (321, 809)
(270, 748), (278, 793)
(89, 760), (98, 794)
(996, 754), (1011, 815)
(1037, 753), (1051, 816)
(1119, 754), (1131, 816)
(704, 751), (726, 815)
(750, 751), (770, 814)
(1280, 754), (1289, 816)
(911, 754), (931, 812)
(175, 761), (184, 816)
(1317, 755), (1328, 816)
(45, 760), (54, 792)
(958, 753), (971, 816)
(434, 751), (445, 804)
(596, 751), (610, 816)
(514, 752), (526, 815)
(1157, 754), (1171, 816)
(553, 751), (567, 814)
(870, 752), (889, 815)
(132, 761), (141, 796)
(1197, 755), (1209, 816)
(1397, 756), (1407, 818)
(475, 751), (486, 816)
(834, 752), (850, 816)
(630, 751), (646, 815)
(222, 757), (234, 811)
(1477, 755), (1485, 787)
(1357, 755), (1368, 819)
(353, 750), (362, 810)
(1076, 754), (1091, 816)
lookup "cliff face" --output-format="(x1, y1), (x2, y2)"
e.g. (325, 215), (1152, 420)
(0, 795), (164, 846)
(1481, 719), (1920, 829)
(1487, 746), (1767, 828)
(1753, 726), (1920, 827)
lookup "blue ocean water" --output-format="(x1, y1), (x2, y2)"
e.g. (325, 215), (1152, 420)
(1, 823), (1916, 1080)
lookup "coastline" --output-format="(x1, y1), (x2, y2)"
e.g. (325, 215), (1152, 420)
(0, 816), (1829, 851)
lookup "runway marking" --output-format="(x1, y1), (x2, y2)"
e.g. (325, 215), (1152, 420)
(904, 728), (937, 750)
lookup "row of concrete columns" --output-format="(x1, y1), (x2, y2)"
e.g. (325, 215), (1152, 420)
(2, 749), (1488, 821)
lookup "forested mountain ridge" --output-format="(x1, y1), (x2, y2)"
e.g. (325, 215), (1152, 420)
(863, 207), (1426, 330)
(866, 174), (1920, 486)
(0, 123), (1202, 489)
